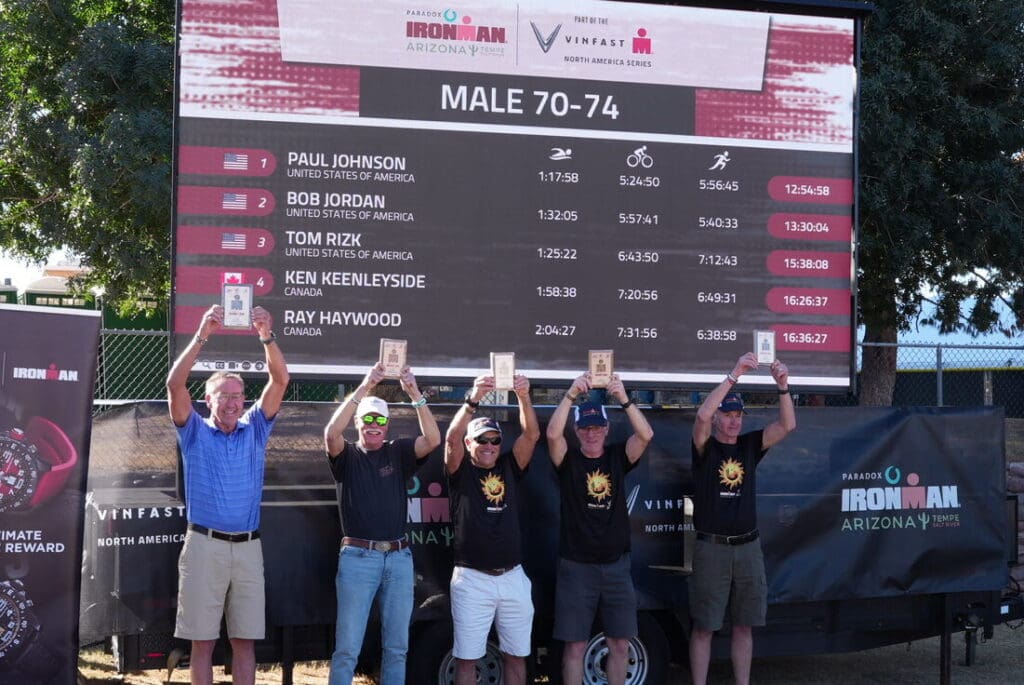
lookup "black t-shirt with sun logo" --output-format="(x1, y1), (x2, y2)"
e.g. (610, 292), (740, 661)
(556, 443), (637, 564)
(691, 430), (767, 535)
(449, 451), (527, 570)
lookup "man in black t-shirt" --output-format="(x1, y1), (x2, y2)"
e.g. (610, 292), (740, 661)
(445, 373), (540, 685)
(689, 352), (795, 685)
(322, 362), (441, 685)
(546, 371), (654, 685)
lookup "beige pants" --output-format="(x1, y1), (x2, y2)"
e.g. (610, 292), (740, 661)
(175, 528), (265, 640)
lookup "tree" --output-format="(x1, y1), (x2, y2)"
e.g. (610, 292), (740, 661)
(3, 0), (1023, 401)
(858, 0), (1024, 404)
(0, 0), (174, 310)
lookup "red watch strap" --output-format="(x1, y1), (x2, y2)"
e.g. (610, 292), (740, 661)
(27, 417), (77, 505)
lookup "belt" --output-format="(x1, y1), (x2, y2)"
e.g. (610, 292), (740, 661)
(457, 563), (518, 577)
(188, 523), (260, 543)
(696, 529), (759, 546)
(342, 536), (408, 552)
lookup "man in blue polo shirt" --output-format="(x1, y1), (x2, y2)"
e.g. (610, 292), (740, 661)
(166, 303), (289, 685)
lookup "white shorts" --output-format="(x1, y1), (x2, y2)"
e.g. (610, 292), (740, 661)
(450, 565), (534, 659)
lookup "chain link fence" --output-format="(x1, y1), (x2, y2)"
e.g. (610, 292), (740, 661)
(860, 341), (1024, 418)
(93, 329), (341, 412)
(92, 330), (1024, 417)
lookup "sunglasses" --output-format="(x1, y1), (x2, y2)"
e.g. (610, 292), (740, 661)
(360, 415), (389, 426)
(473, 435), (502, 445)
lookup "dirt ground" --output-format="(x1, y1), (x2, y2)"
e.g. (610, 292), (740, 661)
(77, 621), (1024, 684)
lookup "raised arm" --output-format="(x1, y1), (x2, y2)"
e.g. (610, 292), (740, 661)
(693, 353), (758, 455)
(511, 374), (540, 470)
(253, 307), (289, 419)
(167, 305), (221, 427)
(445, 375), (492, 474)
(324, 363), (384, 456)
(546, 373), (590, 468)
(762, 359), (796, 449)
(607, 374), (653, 463)
(401, 367), (441, 458)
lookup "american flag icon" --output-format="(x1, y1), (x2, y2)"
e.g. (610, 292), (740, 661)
(222, 192), (247, 210)
(221, 233), (247, 250)
(223, 152), (249, 170)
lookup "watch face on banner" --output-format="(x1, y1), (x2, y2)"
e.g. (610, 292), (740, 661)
(0, 419), (76, 514)
(0, 430), (43, 513)
(0, 579), (37, 660)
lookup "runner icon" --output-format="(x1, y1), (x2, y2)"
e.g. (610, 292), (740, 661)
(709, 150), (731, 170)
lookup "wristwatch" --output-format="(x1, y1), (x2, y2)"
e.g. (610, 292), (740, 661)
(0, 417), (77, 513)
(0, 579), (60, 681)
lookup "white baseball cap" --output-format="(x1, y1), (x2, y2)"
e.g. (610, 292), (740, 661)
(355, 396), (389, 419)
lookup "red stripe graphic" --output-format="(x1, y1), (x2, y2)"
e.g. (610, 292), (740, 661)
(176, 266), (275, 296)
(179, 146), (278, 176)
(178, 186), (276, 216)
(178, 226), (276, 256)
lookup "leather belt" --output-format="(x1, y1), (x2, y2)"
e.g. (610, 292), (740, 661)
(696, 529), (759, 546)
(342, 536), (408, 552)
(189, 523), (260, 543)
(457, 563), (517, 577)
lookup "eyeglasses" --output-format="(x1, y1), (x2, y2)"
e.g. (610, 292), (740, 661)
(361, 415), (389, 426)
(213, 392), (245, 401)
(473, 435), (502, 445)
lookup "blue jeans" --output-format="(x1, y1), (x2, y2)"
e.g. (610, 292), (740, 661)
(329, 545), (414, 685)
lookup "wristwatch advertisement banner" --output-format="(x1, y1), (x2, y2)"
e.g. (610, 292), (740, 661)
(0, 304), (101, 685)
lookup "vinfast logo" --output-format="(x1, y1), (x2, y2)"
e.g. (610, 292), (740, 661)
(405, 10), (507, 43)
(530, 22), (561, 53)
(12, 363), (79, 382)
(839, 466), (962, 533)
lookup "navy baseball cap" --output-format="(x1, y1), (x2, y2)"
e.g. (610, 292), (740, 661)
(718, 393), (745, 413)
(575, 401), (609, 428)
(467, 417), (502, 439)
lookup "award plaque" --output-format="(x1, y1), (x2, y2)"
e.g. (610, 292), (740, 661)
(755, 330), (776, 365)
(221, 284), (253, 329)
(490, 352), (515, 391)
(588, 349), (614, 388)
(379, 338), (407, 378)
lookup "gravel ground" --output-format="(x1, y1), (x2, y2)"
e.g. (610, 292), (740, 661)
(706, 622), (1024, 684)
(78, 621), (1023, 684)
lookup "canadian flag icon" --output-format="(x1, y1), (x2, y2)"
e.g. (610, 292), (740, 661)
(223, 272), (244, 284)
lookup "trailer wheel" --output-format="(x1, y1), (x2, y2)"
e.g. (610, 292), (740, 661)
(405, 620), (506, 685)
(580, 613), (669, 685)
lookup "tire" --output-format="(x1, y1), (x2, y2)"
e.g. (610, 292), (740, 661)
(405, 619), (506, 685)
(578, 613), (670, 685)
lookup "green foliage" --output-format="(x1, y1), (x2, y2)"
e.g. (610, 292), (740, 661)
(0, 0), (174, 308)
(1, 0), (1023, 340)
(860, 0), (1024, 339)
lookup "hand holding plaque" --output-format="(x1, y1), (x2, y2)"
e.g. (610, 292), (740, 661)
(490, 352), (515, 391)
(379, 338), (407, 379)
(222, 284), (253, 329)
(588, 350), (614, 388)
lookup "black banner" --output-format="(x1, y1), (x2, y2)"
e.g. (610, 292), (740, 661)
(0, 304), (101, 685)
(80, 402), (1008, 649)
(757, 406), (1008, 602)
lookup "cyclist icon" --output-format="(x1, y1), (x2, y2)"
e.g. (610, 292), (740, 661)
(626, 145), (654, 169)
